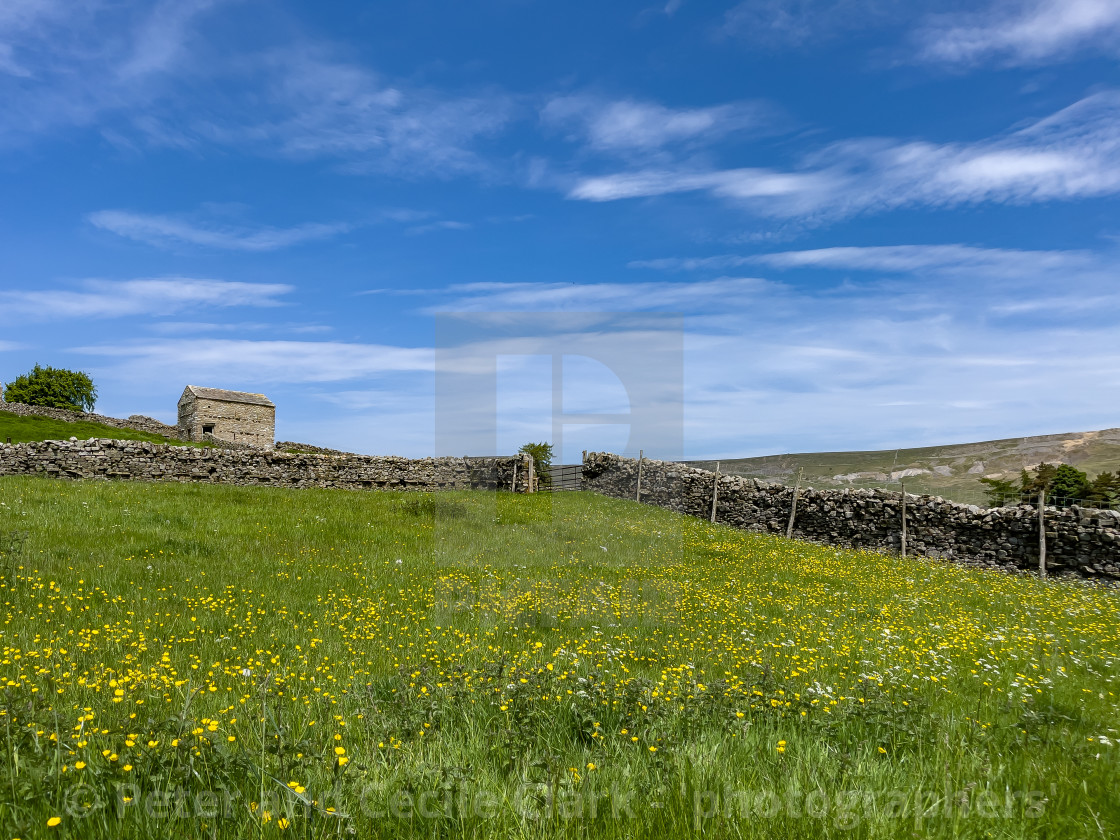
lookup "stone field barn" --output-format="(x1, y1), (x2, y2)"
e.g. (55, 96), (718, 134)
(177, 386), (275, 449)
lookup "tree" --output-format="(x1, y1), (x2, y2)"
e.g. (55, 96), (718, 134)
(519, 442), (554, 489)
(1019, 462), (1089, 507)
(1084, 471), (1120, 508)
(978, 476), (1018, 507)
(980, 462), (1102, 509)
(3, 364), (97, 412)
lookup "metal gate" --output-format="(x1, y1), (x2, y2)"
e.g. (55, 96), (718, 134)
(544, 464), (583, 491)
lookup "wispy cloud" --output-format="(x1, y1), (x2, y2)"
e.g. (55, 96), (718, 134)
(424, 276), (777, 313)
(145, 321), (333, 335)
(0, 3), (515, 178)
(631, 243), (1114, 292)
(720, 0), (895, 48)
(570, 167), (837, 207)
(915, 0), (1120, 67)
(88, 209), (354, 251)
(0, 278), (292, 320)
(79, 339), (433, 383)
(0, 0), (226, 143)
(569, 92), (1120, 219)
(745, 243), (1101, 275)
(541, 94), (774, 153)
(117, 0), (221, 79)
(405, 220), (472, 235)
(187, 46), (515, 177)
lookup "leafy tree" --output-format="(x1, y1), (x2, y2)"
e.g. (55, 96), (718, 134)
(1047, 464), (1091, 505)
(3, 364), (97, 412)
(1019, 462), (1089, 507)
(1084, 471), (1120, 508)
(981, 462), (1108, 508)
(519, 442), (554, 489)
(978, 476), (1018, 507)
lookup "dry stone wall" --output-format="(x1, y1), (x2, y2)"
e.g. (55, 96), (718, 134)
(0, 439), (531, 493)
(0, 400), (186, 439)
(582, 452), (1120, 580)
(275, 441), (353, 456)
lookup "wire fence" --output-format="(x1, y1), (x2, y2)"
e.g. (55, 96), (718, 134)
(681, 458), (1120, 512)
(980, 491), (1120, 511)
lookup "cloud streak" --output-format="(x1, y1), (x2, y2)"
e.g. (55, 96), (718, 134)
(541, 94), (774, 153)
(568, 92), (1120, 220)
(79, 339), (433, 383)
(88, 210), (354, 251)
(0, 278), (293, 320)
(424, 276), (778, 313)
(0, 3), (514, 179)
(188, 46), (515, 177)
(915, 0), (1120, 66)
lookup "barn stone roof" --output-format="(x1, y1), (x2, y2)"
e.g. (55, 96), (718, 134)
(181, 386), (274, 407)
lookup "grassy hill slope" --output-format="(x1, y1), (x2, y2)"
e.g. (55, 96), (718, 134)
(689, 427), (1120, 505)
(0, 408), (202, 446)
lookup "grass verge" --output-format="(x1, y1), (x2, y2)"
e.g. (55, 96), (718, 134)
(0, 410), (204, 447)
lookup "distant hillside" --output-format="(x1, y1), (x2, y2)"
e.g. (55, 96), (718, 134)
(687, 428), (1120, 506)
(0, 409), (202, 447)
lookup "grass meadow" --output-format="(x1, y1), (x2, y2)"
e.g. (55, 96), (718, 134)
(0, 474), (1117, 838)
(0, 411), (203, 448)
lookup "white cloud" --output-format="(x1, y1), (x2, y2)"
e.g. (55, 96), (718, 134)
(117, 0), (220, 79)
(568, 92), (1120, 219)
(144, 321), (333, 335)
(541, 95), (772, 152)
(631, 243), (1120, 307)
(570, 167), (839, 207)
(88, 209), (354, 251)
(0, 4), (514, 178)
(745, 243), (1100, 275)
(187, 47), (514, 177)
(0, 278), (292, 320)
(405, 220), (472, 235)
(916, 0), (1120, 66)
(425, 276), (777, 313)
(0, 0), (225, 142)
(79, 339), (433, 383)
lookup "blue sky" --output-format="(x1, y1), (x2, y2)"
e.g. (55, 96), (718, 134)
(2, 0), (1120, 459)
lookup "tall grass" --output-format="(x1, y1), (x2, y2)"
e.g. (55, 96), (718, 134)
(0, 474), (1116, 838)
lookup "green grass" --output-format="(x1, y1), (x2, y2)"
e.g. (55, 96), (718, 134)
(0, 475), (1117, 838)
(0, 409), (205, 447)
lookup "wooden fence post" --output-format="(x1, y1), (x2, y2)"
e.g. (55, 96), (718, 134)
(900, 482), (907, 559)
(511, 459), (518, 492)
(785, 467), (803, 539)
(528, 455), (535, 494)
(1038, 488), (1047, 579)
(711, 461), (720, 523)
(635, 449), (644, 502)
